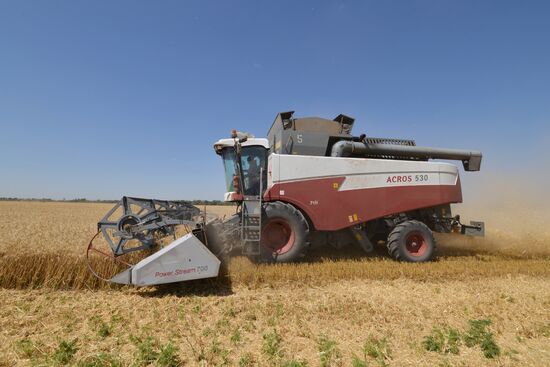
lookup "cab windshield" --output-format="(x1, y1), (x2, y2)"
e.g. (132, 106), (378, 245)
(221, 146), (267, 196)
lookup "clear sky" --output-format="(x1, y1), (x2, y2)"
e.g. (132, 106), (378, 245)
(0, 1), (549, 200)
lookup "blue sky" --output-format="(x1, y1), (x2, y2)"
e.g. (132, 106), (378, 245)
(0, 0), (549, 200)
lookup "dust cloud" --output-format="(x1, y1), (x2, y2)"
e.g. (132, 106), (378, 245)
(440, 173), (550, 256)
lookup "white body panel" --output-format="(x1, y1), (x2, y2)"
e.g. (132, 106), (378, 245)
(268, 154), (459, 190)
(110, 233), (221, 286)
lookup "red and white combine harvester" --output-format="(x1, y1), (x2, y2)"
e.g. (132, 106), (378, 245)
(87, 111), (484, 286)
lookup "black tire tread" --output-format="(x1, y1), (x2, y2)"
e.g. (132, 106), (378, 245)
(260, 201), (309, 263)
(387, 220), (435, 262)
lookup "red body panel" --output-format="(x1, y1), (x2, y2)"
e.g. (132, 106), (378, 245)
(264, 176), (462, 231)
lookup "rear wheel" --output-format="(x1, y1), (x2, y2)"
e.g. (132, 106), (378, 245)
(259, 202), (309, 262)
(387, 220), (435, 262)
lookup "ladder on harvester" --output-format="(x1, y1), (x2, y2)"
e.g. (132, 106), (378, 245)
(241, 168), (263, 256)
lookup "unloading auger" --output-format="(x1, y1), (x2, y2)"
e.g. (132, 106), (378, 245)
(87, 111), (485, 286)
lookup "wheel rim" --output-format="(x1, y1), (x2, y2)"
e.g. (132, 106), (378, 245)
(261, 219), (295, 255)
(405, 231), (428, 257)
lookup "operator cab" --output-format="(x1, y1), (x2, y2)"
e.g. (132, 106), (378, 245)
(214, 136), (269, 201)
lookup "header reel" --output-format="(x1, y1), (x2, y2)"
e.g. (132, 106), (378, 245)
(97, 196), (200, 256)
(86, 197), (205, 283)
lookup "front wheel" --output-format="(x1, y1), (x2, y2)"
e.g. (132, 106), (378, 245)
(387, 220), (435, 262)
(259, 202), (309, 263)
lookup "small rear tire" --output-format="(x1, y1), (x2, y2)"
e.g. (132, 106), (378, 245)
(259, 202), (309, 263)
(387, 220), (435, 262)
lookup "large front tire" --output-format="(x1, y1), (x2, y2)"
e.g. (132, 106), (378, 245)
(259, 202), (309, 263)
(387, 220), (435, 262)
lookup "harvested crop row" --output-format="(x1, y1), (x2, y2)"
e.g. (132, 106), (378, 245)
(2, 276), (549, 366)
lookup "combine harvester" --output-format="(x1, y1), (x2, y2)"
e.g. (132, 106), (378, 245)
(87, 111), (484, 286)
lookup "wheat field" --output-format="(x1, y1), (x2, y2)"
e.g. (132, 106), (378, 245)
(0, 199), (549, 366)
